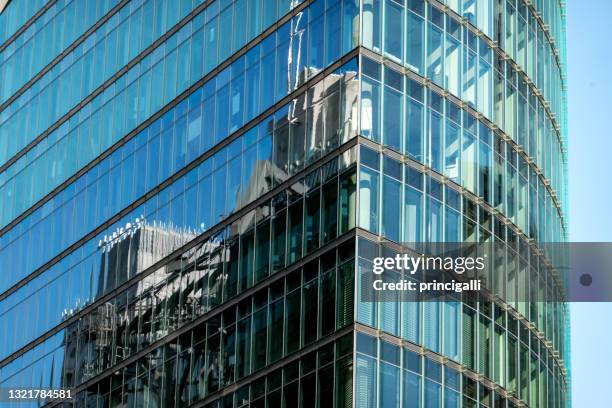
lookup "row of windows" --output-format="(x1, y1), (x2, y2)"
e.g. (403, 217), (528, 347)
(1, 0), (568, 286)
(440, 0), (566, 92)
(0, 0), (359, 243)
(1, 67), (568, 396)
(355, 152), (567, 349)
(358, 233), (568, 358)
(0, 0), (230, 222)
(0, 136), (357, 366)
(0, 59), (359, 363)
(357, 239), (567, 380)
(0, 0), (360, 232)
(357, 295), (567, 401)
(357, 234), (567, 388)
(2, 0), (568, 238)
(0, 230), (567, 404)
(438, 0), (566, 103)
(0, 0), (205, 167)
(354, 330), (568, 408)
(54, 334), (353, 408)
(69, 253), (353, 389)
(0, 0), (124, 105)
(0, 8), (360, 299)
(363, 0), (565, 137)
(0, 0), (47, 45)
(358, 63), (565, 244)
(527, 0), (565, 52)
(360, 37), (566, 226)
(0, 0), (350, 223)
(0, 214), (569, 403)
(1, 232), (567, 408)
(1, 221), (567, 405)
(0, 230), (355, 400)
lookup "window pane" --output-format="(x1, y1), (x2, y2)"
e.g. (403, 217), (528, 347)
(384, 0), (404, 62)
(358, 167), (379, 234)
(406, 12), (424, 73)
(382, 176), (401, 241)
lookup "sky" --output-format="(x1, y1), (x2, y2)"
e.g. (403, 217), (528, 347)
(567, 0), (612, 406)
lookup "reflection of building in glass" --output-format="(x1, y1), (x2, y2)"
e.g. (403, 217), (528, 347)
(61, 220), (199, 385)
(0, 1), (568, 407)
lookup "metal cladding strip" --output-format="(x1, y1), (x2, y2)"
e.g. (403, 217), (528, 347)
(351, 323), (532, 408)
(0, 0), (344, 304)
(359, 47), (566, 230)
(0, 132), (357, 369)
(0, 0), (56, 51)
(0, 0), (316, 235)
(354, 226), (568, 380)
(0, 0), (131, 117)
(430, 0), (566, 88)
(0, 0), (184, 174)
(27, 237), (356, 404)
(429, 0), (566, 153)
(0, 0), (241, 175)
(0, 47), (360, 364)
(192, 325), (356, 408)
(355, 132), (567, 299)
(47, 324), (356, 408)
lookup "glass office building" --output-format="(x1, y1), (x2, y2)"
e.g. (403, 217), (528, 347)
(0, 0), (569, 407)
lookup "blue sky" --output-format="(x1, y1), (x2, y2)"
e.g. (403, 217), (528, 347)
(567, 0), (612, 406)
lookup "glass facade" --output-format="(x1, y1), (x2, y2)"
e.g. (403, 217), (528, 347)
(0, 0), (568, 407)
